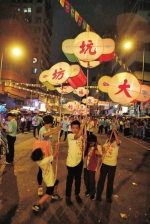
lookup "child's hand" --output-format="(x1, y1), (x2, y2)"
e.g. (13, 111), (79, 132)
(83, 134), (87, 140)
(83, 118), (88, 124)
(95, 150), (100, 156)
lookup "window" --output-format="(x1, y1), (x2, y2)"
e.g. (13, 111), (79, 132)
(23, 7), (32, 13)
(30, 78), (36, 84)
(32, 68), (38, 74)
(24, 16), (32, 23)
(36, 7), (42, 13)
(33, 58), (38, 63)
(35, 17), (41, 23)
(33, 48), (39, 53)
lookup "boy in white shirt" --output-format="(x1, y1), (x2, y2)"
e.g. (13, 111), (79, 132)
(31, 142), (62, 212)
(96, 127), (120, 203)
(65, 119), (87, 206)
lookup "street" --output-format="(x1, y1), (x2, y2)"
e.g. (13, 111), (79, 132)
(0, 129), (150, 224)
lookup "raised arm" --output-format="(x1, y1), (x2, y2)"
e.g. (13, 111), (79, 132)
(43, 124), (62, 137)
(112, 127), (120, 145)
(74, 118), (87, 139)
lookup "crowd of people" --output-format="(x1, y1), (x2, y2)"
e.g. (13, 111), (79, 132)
(1, 111), (149, 213)
(97, 116), (150, 140)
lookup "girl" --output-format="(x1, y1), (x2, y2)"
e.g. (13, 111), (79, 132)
(84, 134), (102, 200)
(96, 127), (120, 203)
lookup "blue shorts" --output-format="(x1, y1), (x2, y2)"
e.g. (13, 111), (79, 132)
(46, 179), (59, 195)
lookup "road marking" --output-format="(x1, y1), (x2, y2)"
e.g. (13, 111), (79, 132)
(120, 136), (150, 150)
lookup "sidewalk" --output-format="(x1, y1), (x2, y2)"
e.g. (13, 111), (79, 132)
(0, 131), (150, 224)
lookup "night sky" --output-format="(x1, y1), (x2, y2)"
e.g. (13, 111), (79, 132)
(50, 0), (125, 65)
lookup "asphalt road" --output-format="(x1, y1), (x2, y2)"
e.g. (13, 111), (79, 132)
(0, 128), (150, 224)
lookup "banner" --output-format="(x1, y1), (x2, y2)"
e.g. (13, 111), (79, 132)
(60, 0), (65, 7)
(82, 20), (87, 30)
(65, 0), (71, 13)
(71, 6), (75, 18)
(75, 11), (79, 22)
(77, 15), (83, 26)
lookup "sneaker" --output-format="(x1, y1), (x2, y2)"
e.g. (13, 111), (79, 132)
(106, 197), (112, 203)
(84, 191), (90, 197)
(90, 195), (95, 200)
(65, 197), (73, 206)
(4, 161), (11, 165)
(38, 187), (43, 196)
(51, 193), (62, 201)
(32, 204), (42, 212)
(75, 195), (82, 204)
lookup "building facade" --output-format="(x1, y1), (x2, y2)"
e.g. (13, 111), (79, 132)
(0, 0), (53, 108)
(112, 0), (150, 83)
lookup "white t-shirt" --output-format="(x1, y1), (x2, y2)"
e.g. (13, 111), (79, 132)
(103, 140), (120, 166)
(21, 117), (26, 122)
(37, 155), (54, 187)
(66, 133), (83, 167)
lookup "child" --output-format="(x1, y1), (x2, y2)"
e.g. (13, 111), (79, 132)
(36, 115), (61, 197)
(96, 127), (120, 203)
(84, 134), (102, 200)
(65, 119), (87, 206)
(31, 142), (62, 212)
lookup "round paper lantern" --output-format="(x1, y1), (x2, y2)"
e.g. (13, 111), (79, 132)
(55, 86), (74, 94)
(79, 104), (86, 110)
(41, 62), (71, 86)
(108, 72), (141, 104)
(82, 98), (86, 104)
(76, 87), (88, 97)
(66, 102), (75, 111)
(72, 110), (79, 115)
(98, 76), (111, 92)
(135, 84), (150, 102)
(73, 101), (80, 110)
(73, 32), (103, 62)
(87, 96), (95, 105)
(67, 64), (87, 88)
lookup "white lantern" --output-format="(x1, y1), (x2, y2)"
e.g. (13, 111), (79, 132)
(66, 102), (75, 111)
(73, 32), (103, 62)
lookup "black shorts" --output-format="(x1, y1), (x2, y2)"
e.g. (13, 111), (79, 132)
(46, 179), (59, 195)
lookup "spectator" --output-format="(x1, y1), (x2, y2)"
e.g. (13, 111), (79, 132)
(5, 113), (17, 165)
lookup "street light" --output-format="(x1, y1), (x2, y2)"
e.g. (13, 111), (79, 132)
(0, 47), (22, 84)
(13, 48), (21, 56)
(124, 41), (145, 83)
